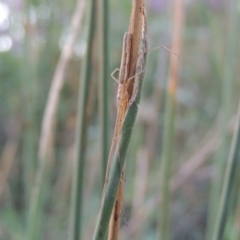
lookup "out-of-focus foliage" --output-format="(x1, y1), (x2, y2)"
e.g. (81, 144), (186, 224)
(0, 0), (240, 239)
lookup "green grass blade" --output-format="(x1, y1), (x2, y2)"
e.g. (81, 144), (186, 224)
(69, 0), (96, 239)
(206, 1), (240, 238)
(159, 0), (184, 239)
(98, 0), (110, 185)
(212, 99), (240, 240)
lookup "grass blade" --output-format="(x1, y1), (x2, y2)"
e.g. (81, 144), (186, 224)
(69, 0), (96, 239)
(98, 0), (110, 185)
(93, 6), (147, 239)
(212, 98), (240, 240)
(159, 0), (184, 239)
(206, 1), (240, 238)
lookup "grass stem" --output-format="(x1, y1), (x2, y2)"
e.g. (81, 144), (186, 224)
(98, 0), (110, 185)
(212, 98), (240, 240)
(69, 0), (96, 239)
(159, 0), (184, 239)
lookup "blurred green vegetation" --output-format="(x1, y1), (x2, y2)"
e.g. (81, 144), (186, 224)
(0, 0), (240, 239)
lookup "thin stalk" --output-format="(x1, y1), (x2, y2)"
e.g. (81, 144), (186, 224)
(235, 192), (240, 238)
(21, 6), (38, 209)
(21, 5), (40, 236)
(0, 122), (20, 199)
(26, 1), (86, 239)
(93, 102), (139, 240)
(212, 98), (240, 240)
(69, 0), (96, 239)
(92, 7), (147, 239)
(206, 1), (240, 239)
(147, 35), (169, 164)
(159, 0), (184, 239)
(223, 131), (240, 239)
(107, 1), (144, 239)
(98, 0), (109, 185)
(230, 156), (240, 216)
(227, 179), (240, 238)
(160, 92), (177, 240)
(26, 155), (48, 240)
(39, 0), (85, 162)
(108, 177), (124, 240)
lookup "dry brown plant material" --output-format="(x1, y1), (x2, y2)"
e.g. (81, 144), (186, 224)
(106, 1), (145, 239)
(39, 0), (85, 162)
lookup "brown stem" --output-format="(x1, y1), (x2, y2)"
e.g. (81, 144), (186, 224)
(108, 0), (144, 238)
(127, 0), (144, 98)
(108, 176), (124, 240)
(39, 0), (85, 162)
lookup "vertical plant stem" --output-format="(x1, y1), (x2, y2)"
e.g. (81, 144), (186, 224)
(69, 0), (96, 239)
(234, 192), (240, 238)
(212, 98), (240, 240)
(39, 0), (85, 162)
(159, 0), (184, 239)
(147, 37), (169, 163)
(0, 123), (20, 199)
(107, 1), (144, 238)
(26, 155), (48, 240)
(21, 5), (38, 209)
(26, 1), (86, 239)
(98, 0), (109, 184)
(93, 102), (139, 240)
(22, 4), (40, 237)
(93, 6), (147, 239)
(108, 178), (124, 240)
(206, 1), (240, 239)
(128, 0), (144, 92)
(160, 93), (176, 240)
